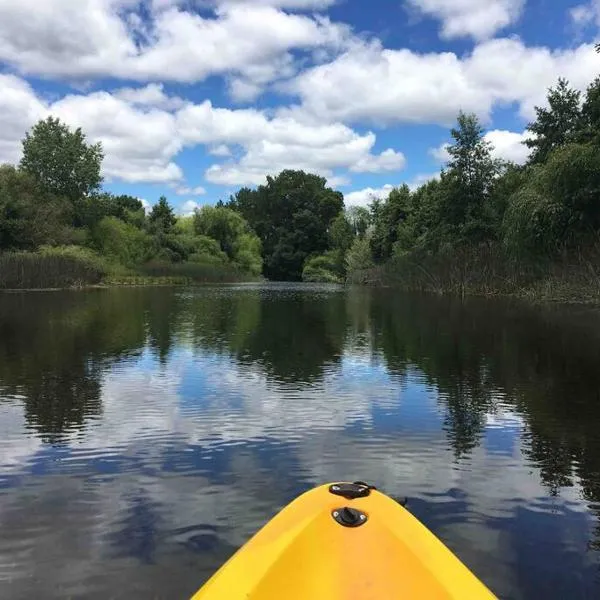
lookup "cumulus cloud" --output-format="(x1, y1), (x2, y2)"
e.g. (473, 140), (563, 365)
(0, 73), (407, 187)
(570, 1), (600, 27)
(285, 38), (598, 126)
(209, 144), (232, 157)
(430, 130), (532, 166)
(0, 0), (350, 98)
(114, 83), (187, 111)
(0, 75), (46, 164)
(485, 129), (532, 164)
(344, 184), (398, 207)
(51, 90), (185, 183)
(406, 0), (525, 40)
(176, 101), (407, 185)
(429, 142), (451, 163)
(180, 199), (202, 215)
(173, 185), (207, 196)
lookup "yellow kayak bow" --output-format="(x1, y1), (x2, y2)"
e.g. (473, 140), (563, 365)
(192, 482), (496, 599)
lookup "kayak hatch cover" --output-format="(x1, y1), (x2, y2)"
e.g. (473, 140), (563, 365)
(191, 482), (497, 599)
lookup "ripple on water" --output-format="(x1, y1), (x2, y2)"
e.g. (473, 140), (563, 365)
(1, 286), (600, 600)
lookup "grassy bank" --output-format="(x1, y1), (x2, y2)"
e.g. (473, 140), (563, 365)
(351, 245), (600, 304)
(0, 250), (260, 290)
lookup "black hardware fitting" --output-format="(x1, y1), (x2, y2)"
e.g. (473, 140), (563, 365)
(329, 481), (375, 500)
(332, 507), (368, 528)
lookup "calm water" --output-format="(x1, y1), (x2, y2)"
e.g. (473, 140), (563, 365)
(1, 284), (600, 599)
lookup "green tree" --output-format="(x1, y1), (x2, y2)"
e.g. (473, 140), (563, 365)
(148, 196), (176, 235)
(503, 143), (600, 256)
(92, 216), (155, 266)
(577, 77), (600, 145)
(302, 252), (342, 283)
(20, 116), (103, 202)
(229, 170), (344, 281)
(443, 112), (499, 244)
(0, 165), (74, 250)
(370, 184), (412, 262)
(347, 206), (370, 239)
(329, 211), (354, 253)
(346, 237), (375, 281)
(194, 205), (248, 259)
(524, 78), (582, 165)
(194, 205), (262, 274)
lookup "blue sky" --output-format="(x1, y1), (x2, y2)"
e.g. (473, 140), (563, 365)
(0, 0), (598, 212)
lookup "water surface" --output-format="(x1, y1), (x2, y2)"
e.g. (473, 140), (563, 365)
(1, 284), (600, 599)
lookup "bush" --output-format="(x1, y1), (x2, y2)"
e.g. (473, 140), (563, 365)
(92, 216), (154, 266)
(302, 253), (343, 283)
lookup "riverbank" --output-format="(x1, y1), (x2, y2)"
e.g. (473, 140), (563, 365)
(0, 251), (260, 290)
(349, 245), (600, 304)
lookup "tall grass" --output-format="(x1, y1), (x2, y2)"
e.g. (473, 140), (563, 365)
(0, 248), (106, 289)
(359, 243), (600, 303)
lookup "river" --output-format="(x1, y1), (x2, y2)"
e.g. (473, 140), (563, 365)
(1, 284), (599, 599)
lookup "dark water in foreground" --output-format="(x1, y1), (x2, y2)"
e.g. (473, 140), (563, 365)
(1, 284), (600, 599)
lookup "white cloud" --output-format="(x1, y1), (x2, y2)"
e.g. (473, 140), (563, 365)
(406, 0), (525, 40)
(406, 172), (439, 190)
(217, 0), (338, 8)
(484, 129), (532, 164)
(173, 185), (207, 196)
(139, 198), (152, 214)
(114, 83), (187, 111)
(430, 130), (532, 166)
(350, 148), (406, 173)
(429, 142), (451, 163)
(176, 101), (407, 185)
(286, 38), (598, 126)
(0, 1), (350, 99)
(0, 74), (406, 188)
(0, 75), (46, 164)
(180, 199), (201, 215)
(344, 184), (397, 207)
(344, 173), (441, 207)
(51, 90), (185, 183)
(209, 144), (232, 157)
(570, 1), (600, 27)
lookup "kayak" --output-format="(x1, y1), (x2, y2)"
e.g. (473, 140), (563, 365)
(191, 482), (496, 599)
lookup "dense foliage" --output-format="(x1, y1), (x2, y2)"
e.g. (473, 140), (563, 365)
(228, 170), (343, 281)
(332, 74), (600, 298)
(0, 118), (262, 287)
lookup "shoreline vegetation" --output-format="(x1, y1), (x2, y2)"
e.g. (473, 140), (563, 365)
(2, 74), (600, 303)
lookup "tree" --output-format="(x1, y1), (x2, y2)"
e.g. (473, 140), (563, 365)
(329, 212), (354, 253)
(503, 143), (600, 256)
(442, 112), (499, 244)
(524, 78), (582, 165)
(577, 77), (600, 145)
(20, 117), (103, 202)
(370, 184), (412, 262)
(194, 205), (262, 274)
(347, 206), (370, 239)
(148, 196), (176, 235)
(0, 165), (74, 250)
(92, 216), (154, 266)
(194, 205), (248, 259)
(228, 170), (344, 281)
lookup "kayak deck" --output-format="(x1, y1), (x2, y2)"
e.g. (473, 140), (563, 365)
(192, 483), (496, 599)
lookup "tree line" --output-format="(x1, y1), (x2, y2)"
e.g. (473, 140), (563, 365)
(2, 71), (600, 291)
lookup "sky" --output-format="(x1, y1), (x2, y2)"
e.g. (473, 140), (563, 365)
(0, 0), (599, 213)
